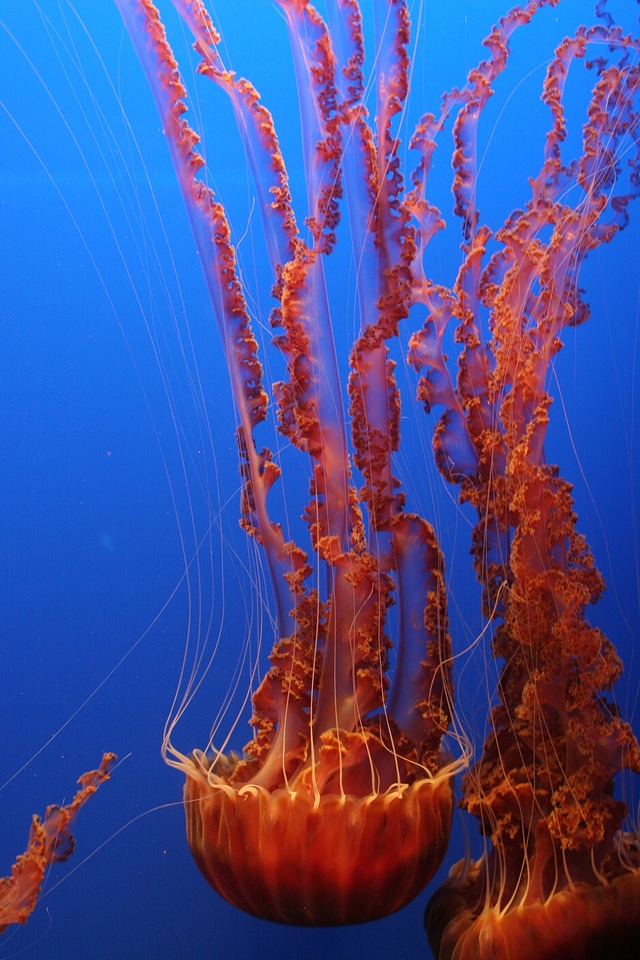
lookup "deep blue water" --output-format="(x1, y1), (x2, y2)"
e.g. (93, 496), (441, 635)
(1, 2), (639, 958)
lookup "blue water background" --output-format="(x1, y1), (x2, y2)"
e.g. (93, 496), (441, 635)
(1, 2), (639, 958)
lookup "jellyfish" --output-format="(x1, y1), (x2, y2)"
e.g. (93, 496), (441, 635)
(2, 0), (633, 950)
(115, 0), (459, 926)
(411, 11), (640, 960)
(113, 0), (640, 944)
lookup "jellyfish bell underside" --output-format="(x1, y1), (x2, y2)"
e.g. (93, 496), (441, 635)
(183, 753), (454, 925)
(426, 862), (640, 960)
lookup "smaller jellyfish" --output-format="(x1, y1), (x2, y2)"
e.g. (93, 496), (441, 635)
(412, 12), (640, 960)
(1, 753), (115, 934)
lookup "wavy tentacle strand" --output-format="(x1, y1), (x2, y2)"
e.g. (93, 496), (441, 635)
(323, 2), (453, 754)
(168, 0), (298, 270)
(114, 0), (295, 653)
(166, 0), (343, 786)
(261, 0), (401, 746)
(414, 14), (640, 960)
(0, 755), (115, 935)
(114, 1), (315, 793)
(117, 0), (456, 926)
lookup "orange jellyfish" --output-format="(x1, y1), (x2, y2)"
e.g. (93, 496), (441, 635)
(410, 11), (640, 960)
(114, 0), (640, 947)
(1, 754), (114, 935)
(115, 0), (456, 926)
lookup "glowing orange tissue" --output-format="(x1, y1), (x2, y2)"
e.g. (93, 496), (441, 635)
(1, 754), (115, 935)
